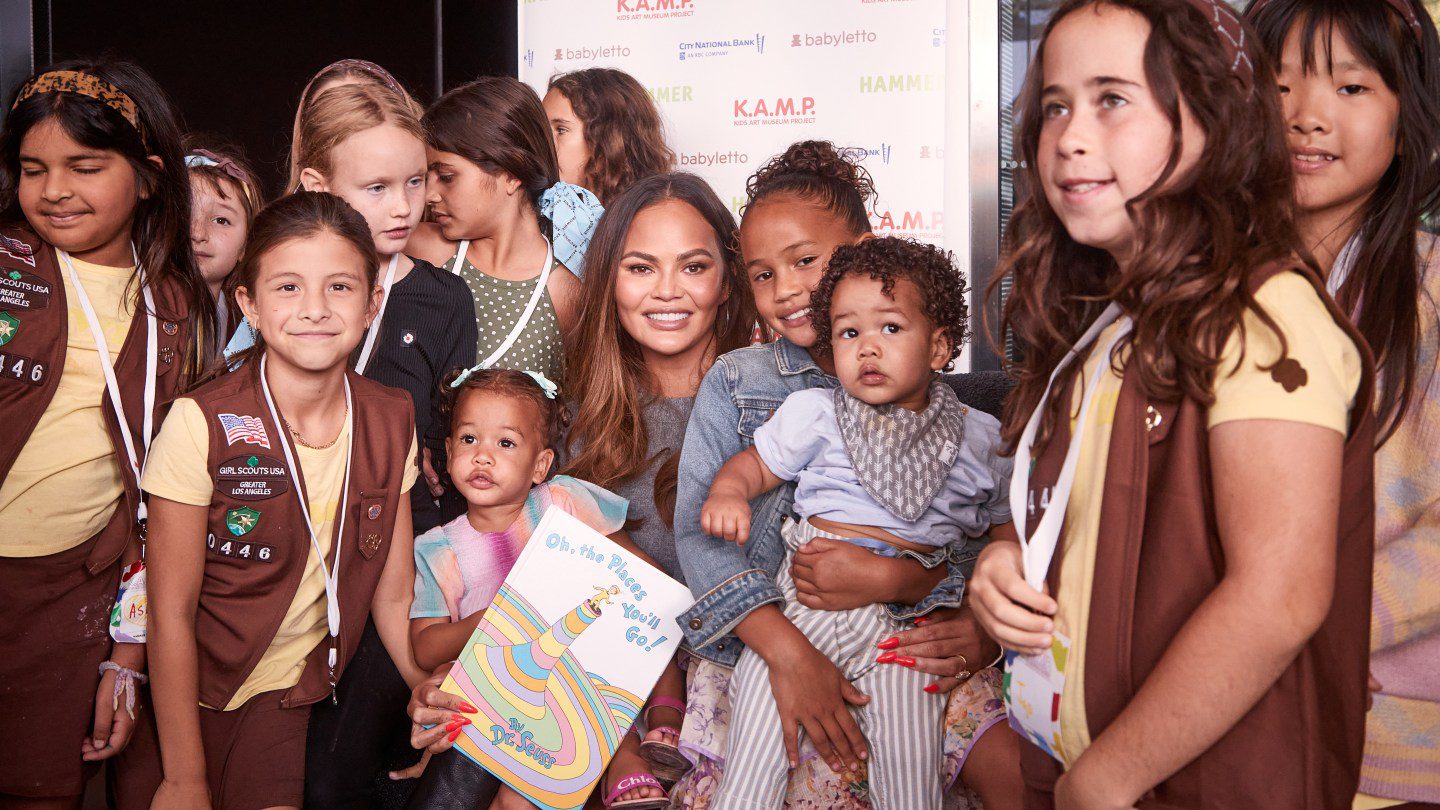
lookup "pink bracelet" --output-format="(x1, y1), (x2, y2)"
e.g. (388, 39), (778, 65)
(99, 661), (148, 720)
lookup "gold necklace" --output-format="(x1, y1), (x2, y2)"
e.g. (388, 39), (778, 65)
(280, 402), (348, 450)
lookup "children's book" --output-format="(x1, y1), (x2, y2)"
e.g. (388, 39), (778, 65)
(439, 506), (692, 810)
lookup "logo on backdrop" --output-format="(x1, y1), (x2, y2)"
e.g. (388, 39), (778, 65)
(919, 145), (945, 160)
(790, 29), (877, 48)
(648, 84), (694, 103)
(859, 143), (893, 165)
(859, 73), (940, 93)
(677, 34), (765, 60)
(679, 149), (750, 167)
(555, 44), (633, 61)
(871, 208), (944, 240)
(732, 96), (817, 126)
(524, 49), (535, 68)
(618, 0), (695, 20)
(931, 27), (946, 47)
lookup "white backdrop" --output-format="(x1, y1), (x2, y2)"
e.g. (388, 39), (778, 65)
(518, 0), (951, 243)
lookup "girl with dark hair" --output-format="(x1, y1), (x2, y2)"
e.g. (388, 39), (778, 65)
(184, 134), (262, 347)
(0, 57), (213, 803)
(410, 76), (605, 383)
(543, 68), (676, 204)
(116, 192), (421, 810)
(969, 0), (1375, 805)
(1245, 0), (1440, 804)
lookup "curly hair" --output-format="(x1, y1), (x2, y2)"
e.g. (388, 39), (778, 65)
(547, 69), (675, 204)
(743, 140), (876, 235)
(811, 237), (970, 369)
(994, 0), (1302, 449)
(440, 367), (569, 452)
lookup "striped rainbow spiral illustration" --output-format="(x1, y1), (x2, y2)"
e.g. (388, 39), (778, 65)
(442, 584), (644, 810)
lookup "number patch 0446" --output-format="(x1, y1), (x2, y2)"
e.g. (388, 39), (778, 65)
(206, 533), (275, 563)
(0, 352), (45, 386)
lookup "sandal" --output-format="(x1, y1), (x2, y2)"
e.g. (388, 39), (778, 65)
(637, 695), (690, 782)
(601, 772), (669, 810)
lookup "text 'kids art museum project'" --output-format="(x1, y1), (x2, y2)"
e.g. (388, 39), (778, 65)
(439, 506), (691, 810)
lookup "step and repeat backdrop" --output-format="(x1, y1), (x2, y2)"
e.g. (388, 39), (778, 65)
(517, 0), (951, 247)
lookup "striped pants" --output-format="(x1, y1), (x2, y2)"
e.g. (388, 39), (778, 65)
(715, 519), (945, 809)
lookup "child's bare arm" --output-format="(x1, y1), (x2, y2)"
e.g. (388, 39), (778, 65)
(700, 446), (784, 544)
(411, 613), (484, 673)
(146, 496), (213, 801)
(373, 498), (425, 688)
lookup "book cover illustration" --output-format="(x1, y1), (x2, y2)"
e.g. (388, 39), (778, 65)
(440, 506), (692, 810)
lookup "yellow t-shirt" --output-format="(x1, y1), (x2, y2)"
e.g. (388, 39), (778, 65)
(142, 397), (417, 710)
(1052, 271), (1362, 766)
(0, 257), (134, 557)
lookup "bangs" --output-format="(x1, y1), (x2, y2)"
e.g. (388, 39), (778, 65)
(1255, 0), (1410, 88)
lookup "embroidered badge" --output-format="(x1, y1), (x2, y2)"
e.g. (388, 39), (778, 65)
(0, 312), (17, 346)
(1146, 405), (1163, 432)
(1270, 358), (1309, 393)
(208, 532), (275, 562)
(218, 413), (271, 448)
(401, 330), (415, 346)
(0, 234), (35, 267)
(368, 504), (382, 520)
(225, 506), (261, 537)
(0, 269), (52, 311)
(361, 532), (383, 556)
(0, 351), (45, 386)
(159, 346), (174, 365)
(216, 454), (290, 501)
(162, 321), (178, 336)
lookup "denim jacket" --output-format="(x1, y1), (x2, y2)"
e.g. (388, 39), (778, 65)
(675, 338), (981, 666)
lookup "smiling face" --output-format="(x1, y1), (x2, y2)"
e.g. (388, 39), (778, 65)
(236, 231), (379, 374)
(543, 88), (590, 190)
(446, 389), (554, 510)
(738, 195), (860, 348)
(303, 124), (426, 257)
(614, 198), (729, 369)
(1036, 4), (1206, 260)
(829, 274), (948, 412)
(1276, 23), (1399, 231)
(18, 116), (147, 265)
(190, 175), (249, 292)
(426, 148), (522, 241)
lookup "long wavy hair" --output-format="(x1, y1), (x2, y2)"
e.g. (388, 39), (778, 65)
(1247, 0), (1440, 442)
(1, 57), (216, 379)
(547, 68), (675, 204)
(563, 173), (756, 517)
(995, 0), (1304, 447)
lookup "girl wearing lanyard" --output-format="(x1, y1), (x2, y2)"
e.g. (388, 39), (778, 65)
(121, 192), (421, 810)
(292, 79), (476, 806)
(0, 60), (211, 802)
(409, 76), (605, 384)
(970, 1), (1376, 806)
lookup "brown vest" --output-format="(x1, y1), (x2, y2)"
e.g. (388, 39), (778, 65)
(188, 362), (415, 710)
(1020, 262), (1376, 808)
(0, 224), (192, 572)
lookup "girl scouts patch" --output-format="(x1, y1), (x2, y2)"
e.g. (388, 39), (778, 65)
(216, 455), (289, 500)
(0, 312), (17, 346)
(226, 506), (261, 537)
(0, 269), (52, 310)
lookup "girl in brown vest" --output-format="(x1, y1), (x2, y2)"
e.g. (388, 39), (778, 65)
(119, 192), (421, 810)
(970, 1), (1376, 807)
(1246, 1), (1440, 804)
(0, 59), (212, 805)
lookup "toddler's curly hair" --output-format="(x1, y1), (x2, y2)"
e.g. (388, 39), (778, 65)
(439, 368), (569, 451)
(811, 236), (970, 369)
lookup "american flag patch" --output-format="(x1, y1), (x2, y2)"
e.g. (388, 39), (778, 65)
(218, 413), (270, 449)
(0, 234), (35, 267)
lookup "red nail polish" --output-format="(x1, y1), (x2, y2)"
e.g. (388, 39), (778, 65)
(876, 651), (898, 664)
(447, 728), (463, 742)
(924, 683), (940, 693)
(896, 656), (917, 667)
(914, 617), (930, 626)
(876, 636), (900, 650)
(459, 702), (478, 713)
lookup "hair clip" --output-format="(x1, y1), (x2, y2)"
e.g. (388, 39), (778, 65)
(521, 370), (558, 399)
(449, 363), (484, 389)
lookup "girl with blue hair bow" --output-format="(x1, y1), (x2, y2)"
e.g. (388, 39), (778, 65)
(408, 76), (605, 385)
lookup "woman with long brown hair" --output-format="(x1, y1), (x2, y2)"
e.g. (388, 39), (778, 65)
(969, 0), (1375, 805)
(543, 68), (675, 204)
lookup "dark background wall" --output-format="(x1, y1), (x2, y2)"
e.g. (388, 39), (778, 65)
(14, 0), (516, 196)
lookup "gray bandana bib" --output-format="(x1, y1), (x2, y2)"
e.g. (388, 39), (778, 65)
(833, 381), (966, 522)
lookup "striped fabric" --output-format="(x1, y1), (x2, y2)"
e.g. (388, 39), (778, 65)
(1358, 233), (1440, 804)
(716, 519), (946, 809)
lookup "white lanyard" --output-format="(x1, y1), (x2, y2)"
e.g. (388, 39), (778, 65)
(353, 253), (400, 375)
(257, 353), (353, 673)
(57, 245), (157, 528)
(451, 237), (554, 369)
(1009, 303), (1132, 590)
